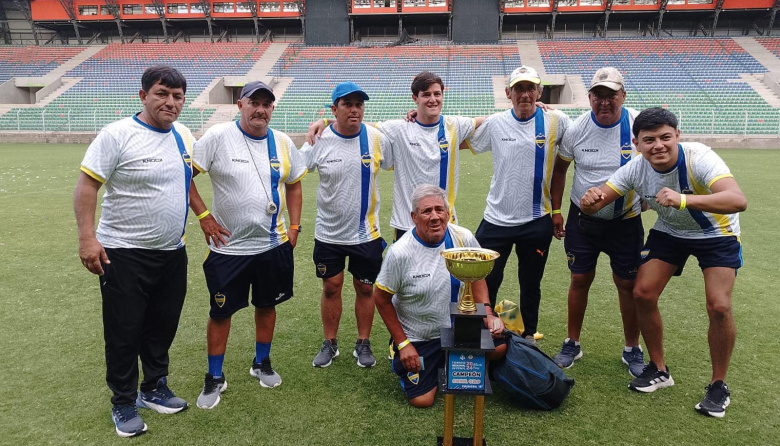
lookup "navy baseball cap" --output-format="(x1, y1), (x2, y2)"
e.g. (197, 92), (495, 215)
(240, 81), (275, 101)
(331, 82), (369, 104)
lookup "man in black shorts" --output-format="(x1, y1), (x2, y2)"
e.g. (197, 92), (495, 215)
(550, 67), (646, 377)
(299, 82), (392, 368)
(189, 81), (306, 409)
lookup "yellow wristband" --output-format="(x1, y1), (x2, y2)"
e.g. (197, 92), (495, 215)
(323, 118), (328, 126)
(196, 210), (210, 220)
(397, 339), (411, 350)
(551, 209), (562, 215)
(678, 194), (686, 211)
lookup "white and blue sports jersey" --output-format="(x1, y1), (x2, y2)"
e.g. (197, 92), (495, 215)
(193, 121), (306, 255)
(300, 124), (390, 245)
(607, 142), (740, 239)
(80, 115), (194, 250)
(559, 107), (641, 220)
(468, 108), (570, 226)
(377, 116), (475, 231)
(375, 224), (479, 342)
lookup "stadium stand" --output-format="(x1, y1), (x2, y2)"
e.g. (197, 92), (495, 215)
(0, 42), (270, 132)
(0, 45), (85, 83)
(268, 43), (521, 132)
(0, 38), (779, 136)
(539, 37), (775, 135)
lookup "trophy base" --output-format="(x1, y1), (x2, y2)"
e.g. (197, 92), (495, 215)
(449, 303), (487, 348)
(436, 437), (486, 446)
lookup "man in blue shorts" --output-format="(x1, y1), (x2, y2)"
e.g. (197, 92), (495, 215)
(580, 107), (747, 418)
(550, 67), (645, 376)
(373, 184), (506, 408)
(189, 81), (306, 409)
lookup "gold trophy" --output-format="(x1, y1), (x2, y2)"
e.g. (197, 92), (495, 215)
(441, 248), (500, 313)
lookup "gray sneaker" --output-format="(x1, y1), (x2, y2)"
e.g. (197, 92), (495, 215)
(353, 338), (376, 368)
(622, 346), (646, 378)
(554, 339), (583, 369)
(523, 334), (537, 346)
(111, 404), (147, 438)
(313, 339), (339, 368)
(250, 357), (282, 388)
(196, 373), (227, 409)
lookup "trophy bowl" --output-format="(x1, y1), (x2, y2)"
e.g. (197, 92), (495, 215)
(441, 248), (500, 313)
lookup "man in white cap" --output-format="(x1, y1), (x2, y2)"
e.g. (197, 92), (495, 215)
(189, 80), (306, 409)
(467, 66), (571, 343)
(549, 67), (646, 377)
(301, 82), (392, 369)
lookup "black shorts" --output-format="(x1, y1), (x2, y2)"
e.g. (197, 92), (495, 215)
(312, 238), (386, 284)
(564, 203), (644, 280)
(394, 228), (407, 242)
(203, 243), (294, 319)
(390, 337), (508, 400)
(641, 229), (743, 276)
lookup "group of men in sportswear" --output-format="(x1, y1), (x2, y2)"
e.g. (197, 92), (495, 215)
(75, 61), (747, 437)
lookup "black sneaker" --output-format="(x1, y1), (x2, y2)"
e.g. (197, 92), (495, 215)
(628, 361), (674, 393)
(695, 380), (731, 418)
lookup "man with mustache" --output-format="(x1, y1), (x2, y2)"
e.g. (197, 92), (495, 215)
(549, 67), (646, 377)
(467, 66), (571, 344)
(301, 82), (392, 369)
(189, 81), (306, 409)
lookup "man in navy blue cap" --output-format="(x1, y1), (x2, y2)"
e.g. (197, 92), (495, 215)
(299, 82), (392, 368)
(189, 79), (306, 408)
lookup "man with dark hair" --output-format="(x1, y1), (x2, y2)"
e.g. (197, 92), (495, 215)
(306, 71), (481, 241)
(303, 82), (392, 369)
(189, 81), (305, 409)
(467, 65), (571, 343)
(581, 107), (747, 418)
(550, 67), (645, 377)
(373, 184), (506, 408)
(74, 65), (193, 437)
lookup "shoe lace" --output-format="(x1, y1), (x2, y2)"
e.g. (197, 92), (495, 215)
(704, 383), (728, 405)
(114, 405), (138, 422)
(320, 341), (334, 355)
(204, 376), (221, 393)
(637, 362), (660, 379)
(259, 358), (274, 375)
(357, 339), (373, 356)
(624, 348), (643, 364)
(560, 341), (579, 357)
(153, 382), (176, 399)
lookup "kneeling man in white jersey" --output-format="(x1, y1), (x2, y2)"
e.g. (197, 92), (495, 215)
(373, 184), (507, 408)
(581, 107), (747, 418)
(189, 81), (306, 408)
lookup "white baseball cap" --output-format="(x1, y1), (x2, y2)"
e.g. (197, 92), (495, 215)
(508, 66), (541, 87)
(589, 67), (624, 91)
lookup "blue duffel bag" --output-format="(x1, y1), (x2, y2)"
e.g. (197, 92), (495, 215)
(493, 331), (575, 410)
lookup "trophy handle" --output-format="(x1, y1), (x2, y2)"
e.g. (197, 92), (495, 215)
(457, 280), (477, 313)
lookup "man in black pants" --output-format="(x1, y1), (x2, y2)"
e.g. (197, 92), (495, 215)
(74, 65), (192, 437)
(467, 66), (571, 342)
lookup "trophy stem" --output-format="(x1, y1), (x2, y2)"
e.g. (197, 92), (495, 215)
(457, 280), (477, 313)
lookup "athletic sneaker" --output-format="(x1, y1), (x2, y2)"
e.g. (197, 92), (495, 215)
(695, 380), (731, 418)
(136, 377), (188, 414)
(250, 357), (282, 388)
(111, 404), (147, 438)
(628, 361), (674, 393)
(196, 373), (227, 409)
(353, 338), (376, 368)
(312, 339), (339, 368)
(622, 346), (646, 378)
(523, 334), (537, 346)
(554, 339), (583, 369)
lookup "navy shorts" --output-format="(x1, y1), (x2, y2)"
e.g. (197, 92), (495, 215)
(203, 243), (294, 319)
(641, 229), (743, 276)
(312, 238), (386, 284)
(564, 203), (644, 280)
(390, 336), (508, 400)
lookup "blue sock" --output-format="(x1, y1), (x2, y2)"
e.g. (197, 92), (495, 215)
(208, 354), (225, 378)
(255, 342), (271, 363)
